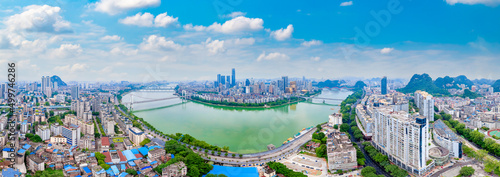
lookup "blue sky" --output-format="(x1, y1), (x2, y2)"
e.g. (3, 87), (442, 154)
(0, 0), (499, 82)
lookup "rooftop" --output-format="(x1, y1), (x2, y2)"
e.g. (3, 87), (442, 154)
(434, 119), (459, 141)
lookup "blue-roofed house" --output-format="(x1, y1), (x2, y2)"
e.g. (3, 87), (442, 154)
(118, 172), (129, 177)
(138, 147), (149, 156)
(106, 168), (115, 177)
(121, 164), (126, 172)
(17, 149), (26, 155)
(111, 165), (120, 176)
(82, 166), (92, 175)
(122, 150), (137, 162)
(1, 168), (20, 177)
(22, 144), (32, 150)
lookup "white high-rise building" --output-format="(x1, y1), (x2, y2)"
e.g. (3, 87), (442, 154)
(36, 125), (51, 141)
(62, 124), (81, 146)
(373, 106), (430, 175)
(51, 123), (61, 136)
(414, 91), (435, 122)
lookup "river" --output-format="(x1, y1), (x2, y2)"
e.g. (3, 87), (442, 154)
(122, 89), (352, 153)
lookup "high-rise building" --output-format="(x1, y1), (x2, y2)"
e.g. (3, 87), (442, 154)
(414, 91), (435, 122)
(71, 85), (79, 100)
(381, 76), (387, 95)
(216, 74), (221, 86)
(36, 125), (51, 141)
(245, 79), (250, 86)
(226, 76), (230, 86)
(41, 76), (51, 93)
(282, 76), (289, 91)
(129, 127), (145, 145)
(0, 83), (6, 99)
(373, 107), (429, 175)
(231, 68), (236, 87)
(62, 124), (81, 146)
(220, 75), (226, 84)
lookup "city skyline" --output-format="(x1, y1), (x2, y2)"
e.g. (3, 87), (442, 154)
(0, 0), (498, 81)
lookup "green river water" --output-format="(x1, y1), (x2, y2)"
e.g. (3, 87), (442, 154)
(122, 89), (351, 153)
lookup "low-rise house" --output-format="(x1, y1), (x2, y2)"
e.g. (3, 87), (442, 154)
(326, 131), (357, 171)
(27, 154), (45, 172)
(162, 161), (188, 177)
(148, 148), (165, 160)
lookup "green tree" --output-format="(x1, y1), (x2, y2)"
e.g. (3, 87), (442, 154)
(459, 166), (475, 176)
(187, 166), (200, 177)
(125, 169), (137, 175)
(333, 124), (338, 129)
(361, 166), (376, 176)
(340, 123), (350, 132)
(315, 144), (327, 158)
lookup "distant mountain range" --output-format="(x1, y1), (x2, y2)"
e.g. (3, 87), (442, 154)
(398, 73), (500, 96)
(434, 75), (474, 89)
(493, 80), (500, 92)
(398, 73), (450, 96)
(315, 79), (345, 88)
(51, 75), (67, 87)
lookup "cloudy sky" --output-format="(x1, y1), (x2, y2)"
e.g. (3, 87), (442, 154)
(0, 0), (499, 82)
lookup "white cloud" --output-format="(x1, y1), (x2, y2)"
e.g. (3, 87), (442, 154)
(119, 12), (178, 27)
(257, 52), (290, 61)
(140, 35), (182, 51)
(222, 11), (247, 18)
(5, 5), (72, 33)
(340, 1), (353, 6)
(18, 60), (39, 71)
(271, 24), (294, 41)
(54, 63), (89, 72)
(227, 38), (255, 45)
(185, 16), (264, 34)
(159, 56), (176, 62)
(301, 40), (323, 47)
(51, 44), (83, 58)
(183, 24), (207, 31)
(205, 38), (226, 54)
(110, 47), (138, 56)
(310, 56), (320, 61)
(445, 0), (500, 6)
(380, 48), (394, 54)
(101, 35), (122, 41)
(119, 12), (154, 27)
(93, 0), (161, 15)
(154, 12), (179, 27)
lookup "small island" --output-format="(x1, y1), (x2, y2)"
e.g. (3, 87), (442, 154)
(188, 95), (306, 108)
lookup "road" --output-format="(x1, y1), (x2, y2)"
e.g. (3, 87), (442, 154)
(430, 160), (476, 177)
(116, 104), (316, 165)
(93, 116), (102, 135)
(347, 91), (391, 177)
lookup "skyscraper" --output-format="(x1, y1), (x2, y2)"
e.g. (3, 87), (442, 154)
(282, 76), (289, 91)
(381, 76), (387, 95)
(231, 68), (236, 87)
(217, 74), (221, 86)
(220, 75), (225, 84)
(226, 76), (230, 86)
(71, 85), (79, 100)
(41, 76), (51, 92)
(245, 79), (250, 86)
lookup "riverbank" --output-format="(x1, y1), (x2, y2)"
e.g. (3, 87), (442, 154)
(186, 97), (305, 109)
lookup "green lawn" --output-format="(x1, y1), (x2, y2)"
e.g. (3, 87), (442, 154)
(113, 137), (125, 143)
